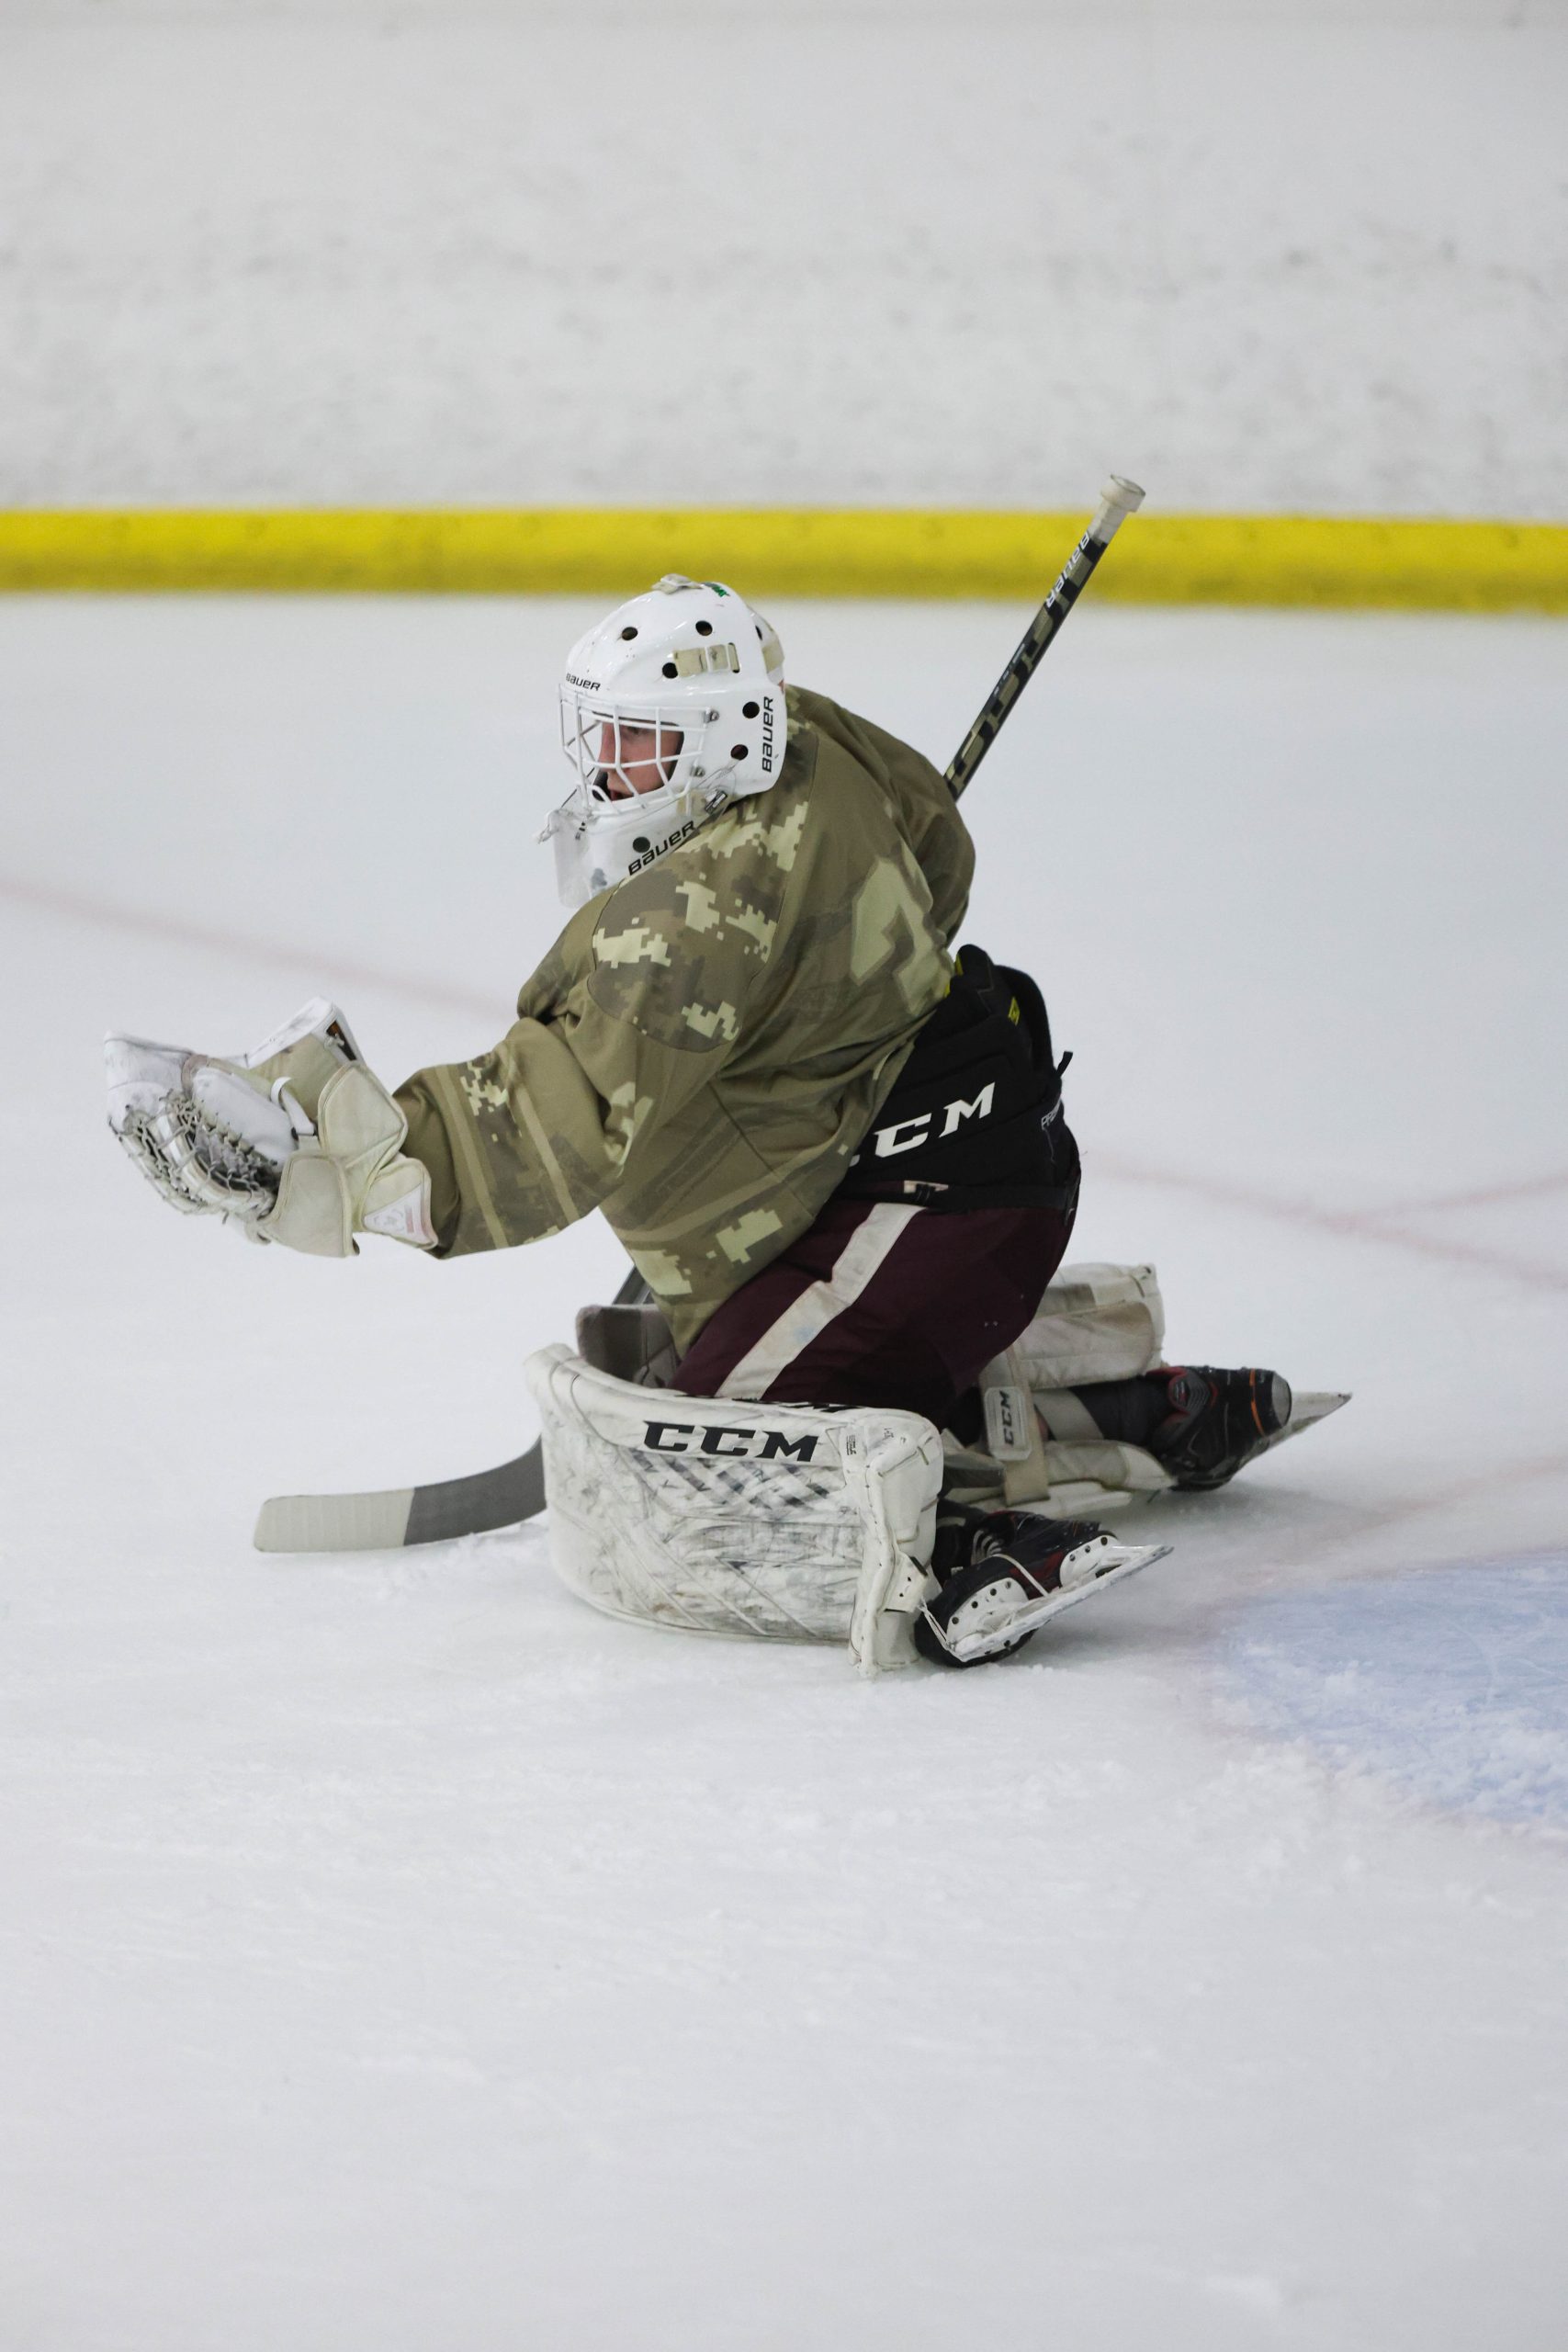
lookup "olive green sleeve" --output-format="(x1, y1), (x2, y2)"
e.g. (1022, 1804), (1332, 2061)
(396, 1080), (462, 1249)
(392, 1010), (617, 1259)
(391, 854), (778, 1261)
(394, 985), (741, 1260)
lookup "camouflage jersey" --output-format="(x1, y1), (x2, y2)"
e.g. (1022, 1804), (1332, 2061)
(395, 685), (975, 1353)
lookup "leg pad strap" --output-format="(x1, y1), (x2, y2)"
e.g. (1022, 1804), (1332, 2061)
(959, 1261), (1173, 1513)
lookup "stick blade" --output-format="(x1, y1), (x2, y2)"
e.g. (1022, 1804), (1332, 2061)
(252, 1442), (547, 1555)
(254, 1487), (415, 1553)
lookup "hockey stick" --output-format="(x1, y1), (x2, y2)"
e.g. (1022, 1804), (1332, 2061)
(944, 474), (1145, 800)
(255, 481), (1145, 1555)
(254, 1266), (649, 1553)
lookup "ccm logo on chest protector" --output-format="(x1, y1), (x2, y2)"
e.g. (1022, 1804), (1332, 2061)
(642, 1420), (820, 1462)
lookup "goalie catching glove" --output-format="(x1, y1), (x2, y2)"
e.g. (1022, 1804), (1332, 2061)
(104, 997), (435, 1256)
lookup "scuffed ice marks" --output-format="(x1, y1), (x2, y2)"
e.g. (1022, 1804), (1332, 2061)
(1220, 1554), (1568, 1828)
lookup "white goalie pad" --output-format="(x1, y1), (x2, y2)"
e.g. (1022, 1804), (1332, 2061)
(1015, 1261), (1166, 1388)
(526, 1345), (943, 1675)
(960, 1262), (1173, 1512)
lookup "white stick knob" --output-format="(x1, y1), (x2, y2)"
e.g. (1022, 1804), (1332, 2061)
(1091, 475), (1146, 543)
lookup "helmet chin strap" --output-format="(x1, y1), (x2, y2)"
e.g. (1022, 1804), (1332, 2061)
(536, 765), (735, 881)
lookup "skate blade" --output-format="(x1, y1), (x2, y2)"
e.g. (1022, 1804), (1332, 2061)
(943, 1542), (1170, 1665)
(1256, 1391), (1351, 1462)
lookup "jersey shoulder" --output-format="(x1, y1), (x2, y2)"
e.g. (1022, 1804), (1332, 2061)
(581, 725), (823, 1053)
(786, 684), (949, 807)
(784, 683), (975, 941)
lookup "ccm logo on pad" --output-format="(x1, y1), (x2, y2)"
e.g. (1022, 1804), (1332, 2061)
(642, 1421), (820, 1462)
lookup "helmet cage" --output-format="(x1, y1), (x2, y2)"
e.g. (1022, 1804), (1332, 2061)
(558, 695), (725, 815)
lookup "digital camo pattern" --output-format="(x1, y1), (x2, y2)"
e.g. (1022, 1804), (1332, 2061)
(397, 686), (976, 1351)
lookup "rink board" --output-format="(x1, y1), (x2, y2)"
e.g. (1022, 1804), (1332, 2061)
(3, 507), (1566, 610)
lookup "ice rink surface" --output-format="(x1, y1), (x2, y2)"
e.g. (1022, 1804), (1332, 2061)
(2, 595), (1566, 2350)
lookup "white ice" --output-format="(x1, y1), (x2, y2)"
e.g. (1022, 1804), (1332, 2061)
(2, 596), (1567, 2350)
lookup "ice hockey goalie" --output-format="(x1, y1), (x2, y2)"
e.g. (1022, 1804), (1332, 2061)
(106, 574), (1345, 1671)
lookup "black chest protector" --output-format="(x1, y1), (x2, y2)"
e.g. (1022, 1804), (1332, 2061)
(838, 943), (1078, 1213)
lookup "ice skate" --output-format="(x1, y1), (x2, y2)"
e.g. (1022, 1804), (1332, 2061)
(1145, 1365), (1293, 1491)
(914, 1502), (1168, 1668)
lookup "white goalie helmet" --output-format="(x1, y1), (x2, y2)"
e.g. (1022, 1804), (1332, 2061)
(542, 573), (787, 908)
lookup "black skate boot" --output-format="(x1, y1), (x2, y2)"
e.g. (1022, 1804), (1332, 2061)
(914, 1502), (1168, 1669)
(1148, 1366), (1292, 1491)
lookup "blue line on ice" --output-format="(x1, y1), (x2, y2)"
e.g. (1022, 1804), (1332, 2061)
(1222, 1555), (1568, 1826)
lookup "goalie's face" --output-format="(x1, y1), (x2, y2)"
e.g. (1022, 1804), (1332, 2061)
(592, 717), (685, 800)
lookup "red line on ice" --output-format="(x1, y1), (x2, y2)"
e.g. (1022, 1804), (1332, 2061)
(1093, 1154), (1568, 1295)
(0, 870), (501, 1020)
(1374, 1170), (1568, 1216)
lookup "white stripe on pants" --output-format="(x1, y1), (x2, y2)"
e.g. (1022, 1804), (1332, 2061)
(714, 1203), (922, 1400)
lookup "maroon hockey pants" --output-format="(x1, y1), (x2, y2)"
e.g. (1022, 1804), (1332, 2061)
(672, 1196), (1076, 1427)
